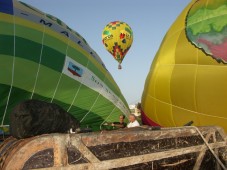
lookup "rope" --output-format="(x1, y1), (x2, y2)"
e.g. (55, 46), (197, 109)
(192, 126), (227, 170)
(30, 14), (46, 99)
(145, 126), (226, 169)
(2, 8), (16, 126)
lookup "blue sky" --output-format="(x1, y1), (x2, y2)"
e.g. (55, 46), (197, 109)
(20, 0), (191, 104)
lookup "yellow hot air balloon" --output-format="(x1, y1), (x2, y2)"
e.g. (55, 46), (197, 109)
(102, 21), (133, 69)
(141, 0), (227, 132)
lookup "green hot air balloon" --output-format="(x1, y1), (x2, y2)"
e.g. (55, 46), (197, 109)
(0, 0), (130, 131)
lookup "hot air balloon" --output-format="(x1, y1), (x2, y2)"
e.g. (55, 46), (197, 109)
(102, 21), (133, 69)
(141, 0), (227, 132)
(0, 0), (130, 131)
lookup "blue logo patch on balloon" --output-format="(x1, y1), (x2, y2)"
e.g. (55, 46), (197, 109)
(67, 61), (83, 77)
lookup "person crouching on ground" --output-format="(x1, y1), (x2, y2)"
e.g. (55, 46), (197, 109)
(127, 114), (140, 128)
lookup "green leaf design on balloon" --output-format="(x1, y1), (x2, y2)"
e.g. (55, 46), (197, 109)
(186, 0), (227, 63)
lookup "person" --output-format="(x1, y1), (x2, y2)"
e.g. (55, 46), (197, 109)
(111, 115), (127, 129)
(127, 114), (140, 128)
(103, 115), (126, 129)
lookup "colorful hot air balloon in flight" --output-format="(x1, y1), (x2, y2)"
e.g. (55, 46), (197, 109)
(0, 0), (130, 132)
(141, 0), (227, 132)
(102, 21), (133, 69)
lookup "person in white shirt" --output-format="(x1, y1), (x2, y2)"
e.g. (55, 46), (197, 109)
(127, 114), (140, 128)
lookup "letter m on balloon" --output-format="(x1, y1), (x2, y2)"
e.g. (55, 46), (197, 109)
(67, 62), (83, 77)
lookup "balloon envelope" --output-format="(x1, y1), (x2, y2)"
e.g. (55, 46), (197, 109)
(141, 0), (227, 132)
(102, 21), (133, 68)
(0, 0), (130, 131)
